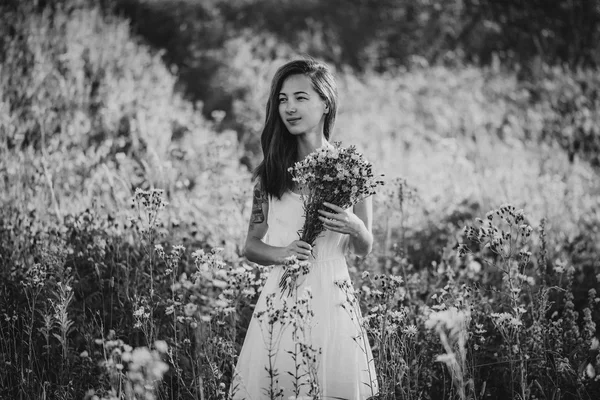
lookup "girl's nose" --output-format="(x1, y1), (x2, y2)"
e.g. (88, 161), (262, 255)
(286, 102), (296, 114)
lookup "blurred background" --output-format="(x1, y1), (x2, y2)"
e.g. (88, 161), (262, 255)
(1, 0), (600, 398)
(2, 0), (599, 275)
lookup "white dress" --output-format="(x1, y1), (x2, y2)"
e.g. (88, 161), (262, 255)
(231, 191), (378, 400)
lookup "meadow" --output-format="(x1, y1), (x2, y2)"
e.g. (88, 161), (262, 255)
(1, 1), (599, 399)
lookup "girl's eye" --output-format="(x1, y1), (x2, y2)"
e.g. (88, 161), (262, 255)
(278, 98), (287, 103)
(297, 97), (307, 101)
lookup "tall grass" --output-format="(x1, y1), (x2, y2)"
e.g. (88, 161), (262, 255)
(0, 1), (599, 399)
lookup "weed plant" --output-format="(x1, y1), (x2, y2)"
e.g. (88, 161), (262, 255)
(1, 1), (600, 399)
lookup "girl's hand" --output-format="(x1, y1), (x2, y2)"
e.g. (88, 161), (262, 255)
(318, 202), (364, 237)
(283, 240), (312, 261)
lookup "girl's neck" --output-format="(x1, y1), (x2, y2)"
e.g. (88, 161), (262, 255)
(296, 133), (329, 161)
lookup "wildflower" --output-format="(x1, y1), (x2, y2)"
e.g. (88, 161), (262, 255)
(585, 363), (596, 379)
(154, 340), (168, 353)
(223, 307), (236, 315)
(509, 318), (523, 327)
(475, 323), (486, 334)
(404, 324), (418, 337)
(468, 260), (482, 274)
(212, 247), (224, 254)
(131, 347), (153, 366)
(554, 264), (565, 274)
(526, 276), (535, 286)
(183, 303), (198, 317)
(172, 244), (185, 253)
(212, 279), (228, 289)
(426, 307), (471, 339)
(191, 249), (205, 260)
(214, 299), (229, 309)
(150, 359), (169, 379)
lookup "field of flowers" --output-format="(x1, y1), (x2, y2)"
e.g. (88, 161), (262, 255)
(1, 1), (599, 399)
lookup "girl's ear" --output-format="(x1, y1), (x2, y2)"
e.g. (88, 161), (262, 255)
(324, 103), (329, 114)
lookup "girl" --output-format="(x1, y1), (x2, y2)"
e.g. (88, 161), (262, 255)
(231, 59), (378, 399)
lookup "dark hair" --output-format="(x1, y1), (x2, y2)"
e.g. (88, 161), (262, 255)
(254, 59), (338, 199)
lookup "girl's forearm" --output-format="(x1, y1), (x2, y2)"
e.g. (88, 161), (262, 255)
(243, 237), (286, 266)
(350, 222), (373, 257)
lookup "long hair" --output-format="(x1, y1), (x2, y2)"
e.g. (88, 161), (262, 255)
(254, 59), (338, 199)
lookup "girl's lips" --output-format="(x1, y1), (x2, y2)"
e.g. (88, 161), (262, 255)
(287, 117), (301, 123)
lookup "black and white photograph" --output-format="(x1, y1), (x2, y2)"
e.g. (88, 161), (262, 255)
(1, 1), (599, 399)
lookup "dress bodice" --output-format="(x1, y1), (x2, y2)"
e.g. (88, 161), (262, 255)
(263, 191), (349, 262)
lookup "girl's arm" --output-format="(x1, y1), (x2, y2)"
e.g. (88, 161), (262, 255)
(318, 195), (373, 257)
(243, 181), (312, 265)
(348, 195), (373, 256)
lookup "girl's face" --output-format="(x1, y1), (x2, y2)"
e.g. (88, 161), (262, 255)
(278, 74), (328, 137)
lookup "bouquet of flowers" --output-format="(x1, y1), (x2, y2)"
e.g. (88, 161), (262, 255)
(279, 142), (384, 295)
